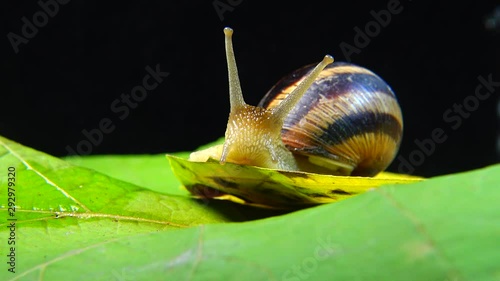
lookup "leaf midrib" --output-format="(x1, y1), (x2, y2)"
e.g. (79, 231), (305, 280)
(0, 138), (91, 212)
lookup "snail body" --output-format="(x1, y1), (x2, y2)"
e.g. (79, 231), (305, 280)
(190, 27), (402, 177)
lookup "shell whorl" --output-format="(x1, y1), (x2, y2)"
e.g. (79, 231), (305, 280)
(259, 62), (403, 176)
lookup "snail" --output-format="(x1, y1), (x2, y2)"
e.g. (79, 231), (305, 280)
(190, 27), (403, 177)
(169, 27), (415, 208)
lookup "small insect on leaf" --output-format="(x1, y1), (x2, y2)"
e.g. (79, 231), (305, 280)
(167, 155), (424, 209)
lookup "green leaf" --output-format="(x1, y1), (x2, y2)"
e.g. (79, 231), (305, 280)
(64, 153), (191, 196)
(0, 136), (498, 280)
(0, 136), (234, 224)
(0, 136), (285, 280)
(62, 137), (225, 196)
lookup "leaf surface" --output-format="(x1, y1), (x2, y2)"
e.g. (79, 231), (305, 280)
(168, 155), (423, 208)
(0, 136), (281, 280)
(0, 136), (498, 280)
(65, 153), (190, 196)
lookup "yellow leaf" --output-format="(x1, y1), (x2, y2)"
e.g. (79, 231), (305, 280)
(167, 155), (424, 209)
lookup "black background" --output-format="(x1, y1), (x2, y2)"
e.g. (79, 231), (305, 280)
(2, 0), (499, 177)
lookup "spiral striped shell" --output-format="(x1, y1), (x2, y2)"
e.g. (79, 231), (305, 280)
(258, 62), (403, 176)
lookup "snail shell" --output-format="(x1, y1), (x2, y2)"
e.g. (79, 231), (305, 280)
(189, 27), (402, 178)
(258, 62), (403, 177)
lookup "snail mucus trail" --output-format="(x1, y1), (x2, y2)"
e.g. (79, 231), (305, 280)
(190, 27), (403, 177)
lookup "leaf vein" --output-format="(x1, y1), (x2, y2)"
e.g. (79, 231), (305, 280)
(376, 188), (464, 280)
(186, 225), (205, 281)
(0, 139), (91, 212)
(0, 209), (188, 227)
(56, 212), (188, 227)
(9, 235), (134, 281)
